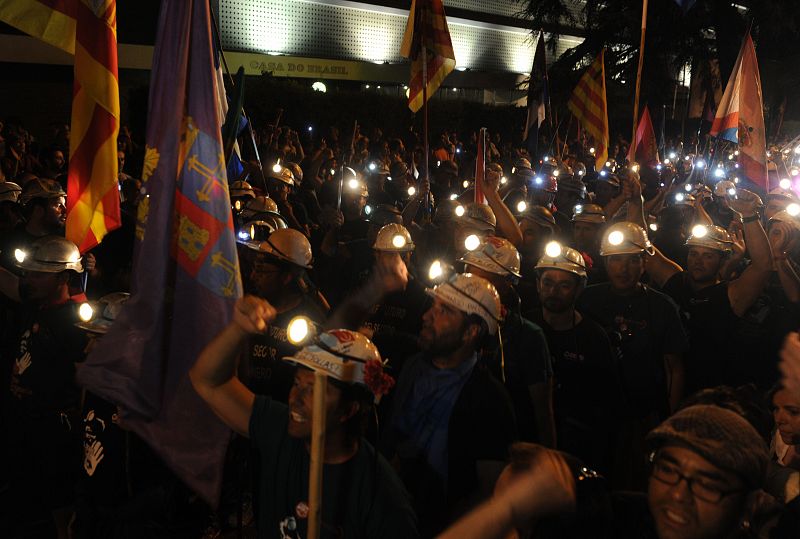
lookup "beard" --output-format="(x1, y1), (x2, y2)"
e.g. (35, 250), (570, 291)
(542, 296), (571, 314)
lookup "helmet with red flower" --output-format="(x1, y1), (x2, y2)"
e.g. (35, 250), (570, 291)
(284, 326), (394, 402)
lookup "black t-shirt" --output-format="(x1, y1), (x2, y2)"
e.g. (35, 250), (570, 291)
(248, 396), (419, 539)
(660, 271), (738, 391)
(529, 311), (622, 471)
(8, 299), (87, 416)
(243, 296), (327, 402)
(364, 276), (429, 363)
(578, 283), (687, 417)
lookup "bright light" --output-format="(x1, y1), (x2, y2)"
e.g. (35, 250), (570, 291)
(238, 230), (250, 241)
(791, 167), (800, 177)
(287, 317), (310, 345)
(405, 88), (409, 98)
(574, 204), (583, 214)
(793, 146), (800, 155)
(329, 168), (335, 175)
(14, 249), (26, 263)
(544, 156), (550, 162)
(464, 234), (481, 251)
(234, 200), (242, 211)
(429, 260), (444, 280)
(364, 205), (372, 215)
(656, 164), (663, 171)
(649, 223), (658, 232)
(545, 241), (562, 258)
(307, 126), (313, 132)
(664, 159), (671, 165)
(347, 178), (360, 190)
(669, 152), (677, 159)
(605, 161), (612, 168)
(714, 169), (725, 178)
(589, 147), (595, 155)
(685, 156), (691, 161)
(456, 148), (462, 154)
(462, 180), (469, 189)
(727, 187), (737, 196)
(452, 87), (458, 92)
(78, 302), (94, 322)
(685, 184), (693, 192)
(407, 186), (416, 197)
(695, 159), (706, 169)
(675, 193), (685, 202)
(392, 234), (407, 248)
(365, 84), (370, 89)
(787, 203), (800, 217)
(780, 178), (792, 190)
(577, 169), (585, 176)
(311, 81), (327, 93)
(607, 231), (624, 246)
(734, 150), (740, 156)
(449, 193), (458, 200)
(376, 85), (381, 89)
(599, 171), (607, 177)
(728, 154), (734, 160)
(733, 177), (740, 184)
(534, 176), (543, 184)
(500, 176), (508, 185)
(630, 164), (640, 173)
(272, 163), (282, 173)
(553, 169), (560, 177)
(691, 224), (708, 238)
(516, 200), (527, 213)
(455, 204), (465, 217)
(368, 162), (377, 171)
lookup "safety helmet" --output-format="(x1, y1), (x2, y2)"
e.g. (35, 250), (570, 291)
(434, 199), (461, 223)
(557, 177), (587, 198)
(530, 172), (558, 193)
(0, 181), (22, 203)
(240, 195), (283, 222)
(511, 158), (532, 175)
(767, 187), (798, 202)
(599, 222), (654, 256)
(487, 162), (504, 176)
(595, 171), (620, 189)
(459, 236), (521, 278)
(535, 241), (587, 280)
(76, 292), (130, 334)
(572, 161), (587, 179)
(426, 273), (502, 335)
(284, 329), (391, 400)
(342, 176), (369, 198)
(714, 180), (737, 198)
(237, 220), (280, 243)
(458, 203), (497, 233)
(602, 159), (618, 173)
(685, 224), (733, 253)
(572, 203), (605, 224)
(230, 180), (255, 200)
(670, 192), (696, 207)
(520, 205), (557, 229)
(373, 223), (415, 252)
(285, 162), (303, 184)
(20, 178), (66, 205)
(248, 228), (313, 269)
(513, 166), (537, 185)
(15, 235), (84, 273)
(366, 204), (402, 226)
(268, 164), (295, 186)
(769, 209), (800, 232)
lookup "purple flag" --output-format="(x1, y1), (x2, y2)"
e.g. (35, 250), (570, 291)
(76, 0), (242, 507)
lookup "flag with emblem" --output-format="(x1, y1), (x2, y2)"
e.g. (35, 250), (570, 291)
(567, 50), (609, 171)
(710, 33), (767, 189)
(0, 0), (121, 252)
(400, 0), (456, 113)
(76, 0), (242, 506)
(627, 105), (659, 166)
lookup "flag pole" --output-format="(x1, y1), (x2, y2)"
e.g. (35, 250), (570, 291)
(630, 0), (649, 157)
(307, 371), (328, 539)
(422, 47), (431, 216)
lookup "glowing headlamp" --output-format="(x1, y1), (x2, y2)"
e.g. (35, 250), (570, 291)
(574, 204), (583, 214)
(544, 241), (562, 258)
(500, 176), (508, 185)
(455, 204), (466, 217)
(727, 187), (737, 196)
(669, 152), (677, 159)
(553, 169), (560, 177)
(234, 200), (242, 211)
(428, 260), (445, 281)
(675, 193), (685, 202)
(391, 234), (407, 249)
(78, 302), (94, 322)
(691, 224), (708, 238)
(780, 178), (792, 190)
(589, 147), (595, 155)
(407, 186), (416, 197)
(449, 193), (458, 200)
(368, 162), (377, 171)
(695, 159), (706, 169)
(516, 200), (527, 213)
(787, 203), (800, 217)
(649, 223), (658, 232)
(462, 180), (469, 189)
(607, 231), (624, 246)
(287, 316), (316, 346)
(348, 178), (360, 190)
(464, 234), (481, 251)
(713, 169), (725, 178)
(14, 249), (26, 263)
(684, 184), (693, 192)
(364, 205), (372, 215)
(272, 163), (282, 173)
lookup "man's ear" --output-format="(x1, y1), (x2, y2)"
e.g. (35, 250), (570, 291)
(338, 400), (360, 424)
(463, 321), (481, 345)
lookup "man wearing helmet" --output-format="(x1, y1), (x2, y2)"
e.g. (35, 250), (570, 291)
(570, 202), (608, 284)
(0, 236), (89, 537)
(578, 222), (687, 488)
(242, 229), (327, 403)
(191, 293), (418, 538)
(645, 189), (772, 391)
(529, 242), (620, 472)
(459, 236), (555, 447)
(380, 270), (516, 535)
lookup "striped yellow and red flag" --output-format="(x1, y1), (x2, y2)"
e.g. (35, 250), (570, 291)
(400, 0), (456, 113)
(567, 51), (609, 171)
(0, 0), (120, 252)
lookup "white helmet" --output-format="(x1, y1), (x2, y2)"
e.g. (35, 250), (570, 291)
(426, 273), (502, 335)
(459, 236), (521, 278)
(237, 220), (280, 243)
(248, 228), (313, 269)
(230, 180), (255, 199)
(769, 209), (800, 232)
(459, 203), (497, 233)
(685, 224), (733, 253)
(767, 187), (798, 202)
(571, 203), (606, 224)
(599, 222), (654, 256)
(241, 195), (281, 219)
(76, 292), (130, 334)
(535, 241), (587, 280)
(372, 223), (415, 252)
(714, 180), (737, 198)
(284, 329), (392, 401)
(268, 164), (295, 186)
(16, 236), (84, 273)
(0, 182), (22, 203)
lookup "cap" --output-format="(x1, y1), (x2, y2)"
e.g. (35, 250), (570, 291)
(20, 178), (66, 205)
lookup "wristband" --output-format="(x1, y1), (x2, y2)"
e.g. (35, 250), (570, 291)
(742, 213), (760, 223)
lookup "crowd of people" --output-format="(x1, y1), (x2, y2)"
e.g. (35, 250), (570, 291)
(2, 112), (800, 539)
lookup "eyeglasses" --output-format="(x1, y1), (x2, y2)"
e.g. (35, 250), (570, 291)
(649, 453), (743, 504)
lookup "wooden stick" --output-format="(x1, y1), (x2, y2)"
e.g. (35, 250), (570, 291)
(630, 0), (649, 156)
(307, 371), (328, 539)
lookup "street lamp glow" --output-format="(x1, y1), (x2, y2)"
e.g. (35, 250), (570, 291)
(311, 81), (327, 93)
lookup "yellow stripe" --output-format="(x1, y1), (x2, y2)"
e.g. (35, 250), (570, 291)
(74, 41), (119, 120)
(570, 85), (605, 121)
(399, 0), (416, 58)
(68, 85), (95, 158)
(0, 0), (75, 53)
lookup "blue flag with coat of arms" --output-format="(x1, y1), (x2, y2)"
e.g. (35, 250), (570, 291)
(77, 0), (242, 507)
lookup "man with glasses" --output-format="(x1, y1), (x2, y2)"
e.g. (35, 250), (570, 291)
(438, 404), (795, 539)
